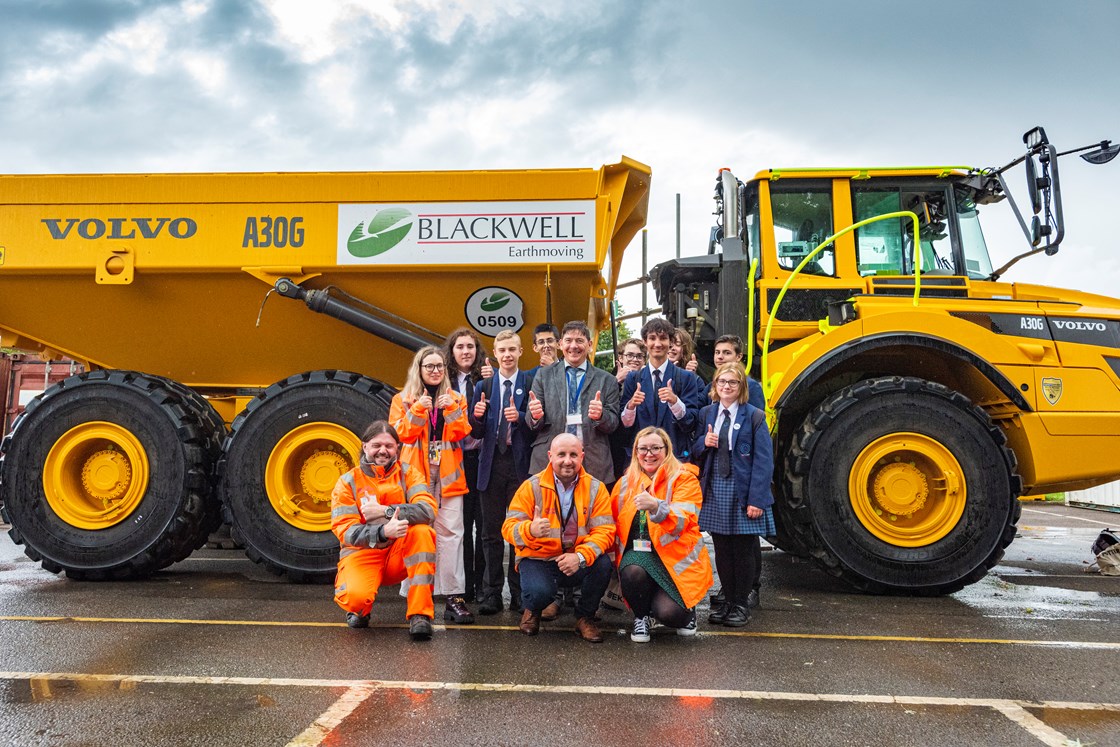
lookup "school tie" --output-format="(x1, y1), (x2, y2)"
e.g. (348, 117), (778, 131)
(718, 409), (732, 477)
(652, 368), (662, 420)
(498, 379), (512, 454)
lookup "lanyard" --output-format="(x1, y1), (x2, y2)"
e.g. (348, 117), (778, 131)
(556, 484), (577, 534)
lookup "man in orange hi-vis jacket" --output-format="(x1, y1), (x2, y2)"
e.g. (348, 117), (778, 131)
(332, 421), (438, 641)
(502, 433), (616, 643)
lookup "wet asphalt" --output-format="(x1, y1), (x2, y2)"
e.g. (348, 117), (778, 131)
(1, 502), (1118, 747)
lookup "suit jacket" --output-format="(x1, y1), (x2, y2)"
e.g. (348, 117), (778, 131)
(691, 402), (774, 510)
(469, 370), (533, 492)
(527, 360), (620, 483)
(619, 362), (704, 459)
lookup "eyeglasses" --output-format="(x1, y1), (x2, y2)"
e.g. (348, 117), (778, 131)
(636, 445), (665, 455)
(535, 338), (556, 346)
(421, 363), (445, 372)
(715, 378), (741, 388)
(622, 353), (645, 361)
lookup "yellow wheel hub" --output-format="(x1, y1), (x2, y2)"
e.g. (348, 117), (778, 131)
(43, 422), (150, 530)
(265, 423), (361, 532)
(849, 432), (965, 547)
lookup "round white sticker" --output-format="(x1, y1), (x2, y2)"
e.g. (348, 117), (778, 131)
(465, 286), (525, 337)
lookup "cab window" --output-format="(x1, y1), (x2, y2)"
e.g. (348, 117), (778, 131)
(771, 183), (834, 276)
(853, 186), (955, 275)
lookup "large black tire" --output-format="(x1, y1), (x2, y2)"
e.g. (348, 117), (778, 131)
(219, 370), (392, 582)
(0, 370), (215, 579)
(159, 379), (228, 561)
(783, 376), (1021, 595)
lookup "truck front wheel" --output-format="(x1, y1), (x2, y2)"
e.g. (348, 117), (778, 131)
(219, 370), (392, 582)
(784, 376), (1020, 594)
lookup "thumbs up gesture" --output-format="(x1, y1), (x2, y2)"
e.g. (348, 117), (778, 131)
(529, 505), (551, 539)
(359, 491), (384, 522)
(658, 377), (678, 405)
(416, 392), (433, 412)
(503, 393), (519, 423)
(627, 382), (645, 411)
(383, 505), (409, 540)
(481, 357), (494, 379)
(704, 423), (719, 448)
(473, 391), (488, 419)
(588, 390), (603, 420)
(686, 353), (698, 372)
(528, 390), (544, 420)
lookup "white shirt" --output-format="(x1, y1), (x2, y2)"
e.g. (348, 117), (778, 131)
(714, 401), (739, 451)
(621, 360), (687, 426)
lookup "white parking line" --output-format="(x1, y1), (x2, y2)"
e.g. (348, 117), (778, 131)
(1, 671), (1114, 745)
(1021, 508), (1118, 527)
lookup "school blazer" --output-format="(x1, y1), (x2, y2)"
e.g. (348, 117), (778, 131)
(691, 402), (775, 510)
(469, 370), (534, 492)
(619, 362), (704, 458)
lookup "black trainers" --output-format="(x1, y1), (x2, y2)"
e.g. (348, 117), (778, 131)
(408, 614), (433, 641)
(444, 596), (475, 624)
(346, 611), (370, 629)
(724, 604), (751, 627)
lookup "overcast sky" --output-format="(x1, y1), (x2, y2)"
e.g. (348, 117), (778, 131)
(2, 0), (1117, 315)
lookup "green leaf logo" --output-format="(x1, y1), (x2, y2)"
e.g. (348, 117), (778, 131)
(347, 208), (413, 257)
(479, 292), (511, 311)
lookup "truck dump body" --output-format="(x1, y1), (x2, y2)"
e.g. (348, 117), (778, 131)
(0, 160), (651, 581)
(0, 160), (651, 389)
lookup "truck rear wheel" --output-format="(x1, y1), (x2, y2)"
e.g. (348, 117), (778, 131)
(0, 371), (214, 579)
(783, 376), (1020, 595)
(219, 370), (392, 582)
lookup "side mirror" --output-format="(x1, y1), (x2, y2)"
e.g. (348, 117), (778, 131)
(1026, 156), (1041, 215)
(1030, 216), (1042, 247)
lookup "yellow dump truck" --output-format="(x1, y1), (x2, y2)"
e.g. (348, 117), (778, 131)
(0, 159), (651, 580)
(653, 127), (1118, 594)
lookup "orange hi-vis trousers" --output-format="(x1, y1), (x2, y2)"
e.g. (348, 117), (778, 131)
(334, 524), (437, 620)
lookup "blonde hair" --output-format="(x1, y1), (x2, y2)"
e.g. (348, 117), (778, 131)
(493, 329), (521, 347)
(402, 345), (452, 401)
(708, 362), (750, 405)
(625, 426), (682, 487)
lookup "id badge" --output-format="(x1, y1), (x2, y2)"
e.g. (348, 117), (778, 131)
(565, 413), (582, 427)
(428, 441), (440, 465)
(633, 539), (653, 552)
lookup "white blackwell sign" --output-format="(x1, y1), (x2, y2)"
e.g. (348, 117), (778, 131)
(337, 200), (596, 265)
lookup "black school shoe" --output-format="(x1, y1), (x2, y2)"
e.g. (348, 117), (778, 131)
(723, 604), (751, 627)
(478, 596), (503, 615)
(444, 596), (476, 624)
(708, 602), (729, 625)
(747, 589), (760, 609)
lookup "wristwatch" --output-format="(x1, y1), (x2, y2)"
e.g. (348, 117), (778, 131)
(384, 505), (396, 521)
(577, 554), (587, 570)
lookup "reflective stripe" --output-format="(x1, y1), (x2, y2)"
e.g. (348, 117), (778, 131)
(332, 505), (359, 519)
(589, 477), (602, 499)
(405, 552), (437, 567)
(339, 547), (359, 559)
(409, 574), (435, 586)
(343, 525), (368, 546)
(507, 510), (530, 521)
(446, 407), (464, 421)
(673, 540), (704, 576)
(576, 523), (587, 536)
(513, 526), (528, 548)
(584, 543), (603, 559)
(406, 410), (426, 426)
(440, 465), (463, 489)
(529, 476), (543, 515)
(405, 483), (426, 500)
(341, 472), (357, 495)
(588, 515), (612, 528)
(615, 474), (629, 513)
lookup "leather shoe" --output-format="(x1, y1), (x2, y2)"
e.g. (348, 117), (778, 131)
(724, 604), (750, 627)
(707, 602), (729, 625)
(444, 596), (475, 624)
(573, 617), (603, 643)
(709, 587), (725, 606)
(519, 608), (541, 636)
(747, 589), (760, 609)
(478, 596), (503, 615)
(540, 601), (561, 621)
(408, 614), (433, 641)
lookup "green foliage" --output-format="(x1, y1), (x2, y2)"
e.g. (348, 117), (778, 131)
(593, 304), (635, 373)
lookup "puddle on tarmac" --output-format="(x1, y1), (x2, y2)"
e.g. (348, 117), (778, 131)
(951, 571), (1119, 623)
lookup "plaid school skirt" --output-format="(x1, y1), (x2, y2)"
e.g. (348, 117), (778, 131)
(698, 471), (776, 536)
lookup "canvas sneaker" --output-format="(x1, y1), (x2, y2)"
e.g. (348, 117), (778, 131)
(630, 615), (652, 643)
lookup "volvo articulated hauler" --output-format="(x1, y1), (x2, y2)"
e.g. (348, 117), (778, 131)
(0, 159), (651, 581)
(653, 127), (1118, 594)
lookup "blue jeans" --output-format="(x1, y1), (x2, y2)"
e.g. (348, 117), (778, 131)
(519, 554), (612, 620)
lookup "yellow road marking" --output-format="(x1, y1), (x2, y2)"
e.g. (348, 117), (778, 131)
(3, 615), (1119, 649)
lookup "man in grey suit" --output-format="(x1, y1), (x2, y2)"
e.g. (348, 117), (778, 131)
(526, 320), (620, 484)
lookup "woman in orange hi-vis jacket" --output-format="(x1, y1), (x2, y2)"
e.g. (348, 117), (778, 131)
(331, 421), (438, 641)
(390, 345), (475, 624)
(611, 426), (713, 642)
